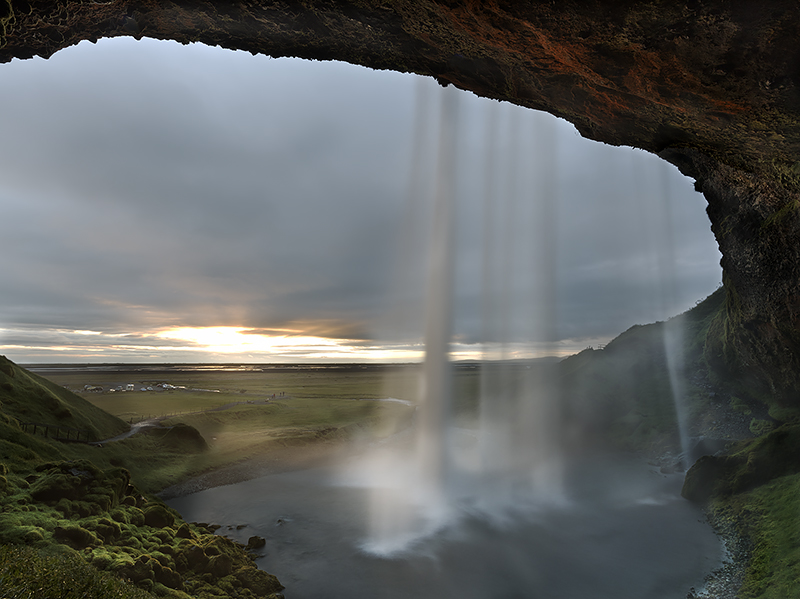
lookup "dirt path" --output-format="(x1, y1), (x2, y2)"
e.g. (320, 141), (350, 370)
(95, 399), (281, 444)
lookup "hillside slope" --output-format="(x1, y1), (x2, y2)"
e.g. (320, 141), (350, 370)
(0, 356), (128, 442)
(558, 288), (775, 460)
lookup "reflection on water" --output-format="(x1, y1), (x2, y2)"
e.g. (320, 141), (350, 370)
(167, 453), (722, 599)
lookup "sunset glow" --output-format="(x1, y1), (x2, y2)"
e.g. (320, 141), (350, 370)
(0, 325), (428, 363)
(0, 324), (608, 364)
(153, 326), (427, 361)
(155, 326), (339, 353)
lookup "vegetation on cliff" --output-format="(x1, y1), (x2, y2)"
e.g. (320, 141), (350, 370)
(558, 287), (747, 457)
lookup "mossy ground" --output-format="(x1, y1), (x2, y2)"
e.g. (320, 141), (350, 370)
(0, 544), (155, 599)
(711, 473), (800, 599)
(0, 450), (284, 598)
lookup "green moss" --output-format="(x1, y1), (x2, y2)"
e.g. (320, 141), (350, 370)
(0, 544), (156, 599)
(731, 396), (753, 415)
(717, 474), (800, 598)
(143, 504), (176, 529)
(128, 507), (146, 526)
(749, 418), (776, 436)
(683, 423), (800, 502)
(0, 521), (46, 544)
(53, 524), (99, 549)
(767, 405), (800, 423)
(0, 435), (283, 596)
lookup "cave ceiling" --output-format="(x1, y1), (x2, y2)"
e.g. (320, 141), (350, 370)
(2, 1), (799, 173)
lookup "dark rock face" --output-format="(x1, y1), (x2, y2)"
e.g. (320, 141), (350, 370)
(664, 148), (800, 402)
(2, 1), (800, 402)
(682, 423), (800, 502)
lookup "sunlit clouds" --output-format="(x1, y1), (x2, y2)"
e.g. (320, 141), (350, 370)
(153, 326), (400, 361)
(0, 324), (616, 364)
(0, 325), (425, 363)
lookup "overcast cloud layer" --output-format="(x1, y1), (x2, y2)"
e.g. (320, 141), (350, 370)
(0, 37), (721, 362)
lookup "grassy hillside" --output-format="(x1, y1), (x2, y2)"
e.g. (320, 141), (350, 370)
(0, 355), (128, 442)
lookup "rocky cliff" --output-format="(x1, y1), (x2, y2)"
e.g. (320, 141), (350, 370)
(3, 0), (800, 402)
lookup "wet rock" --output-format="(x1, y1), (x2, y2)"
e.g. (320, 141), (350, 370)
(246, 535), (266, 551)
(236, 565), (284, 595)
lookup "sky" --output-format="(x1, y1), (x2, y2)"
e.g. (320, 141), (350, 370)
(0, 37), (722, 363)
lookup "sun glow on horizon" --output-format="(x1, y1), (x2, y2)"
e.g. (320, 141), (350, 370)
(0, 325), (606, 364)
(154, 326), (425, 362)
(155, 326), (340, 352)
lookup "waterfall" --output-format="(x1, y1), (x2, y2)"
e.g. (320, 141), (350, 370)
(361, 85), (565, 555)
(632, 153), (692, 468)
(414, 82), (458, 519)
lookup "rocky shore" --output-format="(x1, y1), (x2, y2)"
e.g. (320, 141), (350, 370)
(688, 509), (750, 599)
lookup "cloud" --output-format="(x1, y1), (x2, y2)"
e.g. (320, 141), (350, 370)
(0, 37), (722, 362)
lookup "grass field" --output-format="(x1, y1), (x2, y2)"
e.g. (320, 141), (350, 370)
(38, 364), (421, 422)
(29, 364), (421, 492)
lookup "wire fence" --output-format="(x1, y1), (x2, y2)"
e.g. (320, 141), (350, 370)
(20, 422), (91, 443)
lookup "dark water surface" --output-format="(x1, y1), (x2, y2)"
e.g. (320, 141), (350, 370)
(167, 455), (722, 599)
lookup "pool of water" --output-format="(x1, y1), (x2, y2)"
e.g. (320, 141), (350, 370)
(167, 453), (722, 599)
